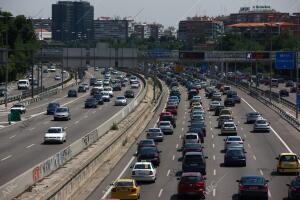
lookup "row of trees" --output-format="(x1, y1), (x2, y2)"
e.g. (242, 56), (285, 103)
(0, 11), (39, 82)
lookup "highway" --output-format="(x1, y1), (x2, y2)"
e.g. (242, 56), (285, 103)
(0, 66), (69, 103)
(0, 68), (142, 187)
(87, 75), (300, 200)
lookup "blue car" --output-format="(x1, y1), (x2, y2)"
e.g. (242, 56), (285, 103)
(224, 148), (246, 167)
(47, 102), (60, 115)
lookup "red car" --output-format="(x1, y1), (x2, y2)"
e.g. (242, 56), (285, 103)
(177, 172), (206, 199)
(166, 105), (177, 115)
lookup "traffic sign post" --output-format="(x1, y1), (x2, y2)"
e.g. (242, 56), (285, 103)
(275, 52), (295, 70)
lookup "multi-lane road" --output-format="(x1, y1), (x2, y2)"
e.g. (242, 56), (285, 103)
(0, 68), (141, 187)
(87, 77), (300, 200)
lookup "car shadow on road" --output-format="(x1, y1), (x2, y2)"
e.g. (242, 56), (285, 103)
(232, 194), (239, 200)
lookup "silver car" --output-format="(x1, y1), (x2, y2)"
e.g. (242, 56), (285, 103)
(221, 121), (237, 135)
(224, 136), (244, 150)
(183, 133), (199, 145)
(246, 112), (262, 123)
(158, 121), (173, 134)
(54, 107), (71, 121)
(115, 96), (127, 106)
(44, 127), (66, 144)
(146, 128), (164, 142)
(253, 118), (270, 132)
(209, 101), (221, 110)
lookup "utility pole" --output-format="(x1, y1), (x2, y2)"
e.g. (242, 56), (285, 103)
(269, 22), (273, 103)
(296, 16), (300, 119)
(31, 51), (34, 98)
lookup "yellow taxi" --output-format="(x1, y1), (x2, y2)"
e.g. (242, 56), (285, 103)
(219, 108), (232, 116)
(276, 153), (299, 174)
(111, 179), (140, 200)
(191, 102), (202, 109)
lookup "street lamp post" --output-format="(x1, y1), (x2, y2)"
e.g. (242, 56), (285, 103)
(296, 16), (300, 119)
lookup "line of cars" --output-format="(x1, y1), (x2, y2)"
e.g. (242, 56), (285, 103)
(109, 79), (181, 200)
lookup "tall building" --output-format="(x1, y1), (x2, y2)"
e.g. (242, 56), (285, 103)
(178, 16), (224, 45)
(94, 19), (129, 40)
(147, 24), (164, 40)
(52, 1), (94, 41)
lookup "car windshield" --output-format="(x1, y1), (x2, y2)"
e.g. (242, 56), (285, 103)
(161, 116), (172, 121)
(139, 140), (154, 145)
(117, 96), (125, 100)
(160, 122), (170, 126)
(185, 143), (201, 149)
(256, 120), (267, 124)
(19, 81), (27, 84)
(140, 147), (157, 154)
(224, 124), (235, 127)
(48, 103), (58, 108)
(115, 181), (133, 187)
(228, 137), (242, 142)
(249, 112), (260, 116)
(56, 108), (67, 112)
(181, 176), (203, 183)
(134, 164), (151, 170)
(13, 105), (22, 108)
(186, 135), (197, 139)
(280, 155), (298, 162)
(227, 149), (243, 156)
(148, 129), (160, 132)
(48, 128), (61, 133)
(191, 123), (204, 128)
(241, 177), (264, 185)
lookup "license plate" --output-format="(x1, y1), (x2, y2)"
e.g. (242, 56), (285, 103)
(249, 186), (258, 190)
(118, 188), (129, 192)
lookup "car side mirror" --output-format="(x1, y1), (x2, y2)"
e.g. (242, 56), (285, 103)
(203, 177), (207, 180)
(265, 180), (269, 183)
(177, 177), (180, 180)
(275, 157), (279, 160)
(205, 156), (208, 159)
(286, 184), (290, 187)
(130, 166), (133, 168)
(159, 150), (162, 153)
(243, 139), (245, 141)
(236, 180), (240, 183)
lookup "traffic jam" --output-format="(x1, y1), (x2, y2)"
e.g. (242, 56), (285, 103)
(107, 65), (300, 200)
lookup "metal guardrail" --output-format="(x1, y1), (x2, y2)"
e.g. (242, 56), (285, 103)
(0, 71), (147, 200)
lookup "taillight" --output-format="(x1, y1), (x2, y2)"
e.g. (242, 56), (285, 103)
(111, 188), (117, 192)
(131, 188), (137, 192)
(291, 187), (299, 192)
(239, 185), (246, 191)
(262, 184), (268, 192)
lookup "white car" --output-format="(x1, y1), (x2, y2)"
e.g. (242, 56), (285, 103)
(183, 133), (199, 145)
(10, 104), (26, 114)
(221, 121), (237, 135)
(44, 127), (66, 144)
(53, 106), (71, 121)
(103, 86), (113, 97)
(101, 91), (110, 102)
(253, 118), (270, 132)
(115, 96), (127, 106)
(82, 83), (89, 90)
(54, 74), (61, 80)
(131, 80), (140, 89)
(103, 79), (110, 86)
(17, 79), (30, 90)
(131, 161), (156, 182)
(224, 136), (244, 150)
(209, 101), (221, 111)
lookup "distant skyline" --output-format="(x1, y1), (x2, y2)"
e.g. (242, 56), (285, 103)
(0, 0), (299, 27)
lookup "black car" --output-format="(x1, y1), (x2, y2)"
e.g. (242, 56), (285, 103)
(47, 102), (60, 115)
(91, 87), (101, 96)
(93, 94), (104, 105)
(0, 88), (6, 97)
(224, 148), (246, 166)
(286, 80), (294, 87)
(85, 98), (98, 108)
(227, 91), (241, 103)
(89, 78), (97, 86)
(287, 176), (300, 200)
(170, 90), (181, 99)
(124, 90), (135, 98)
(224, 97), (235, 107)
(237, 176), (269, 200)
(137, 146), (161, 166)
(182, 152), (207, 175)
(214, 105), (225, 116)
(188, 89), (198, 100)
(279, 89), (289, 97)
(137, 139), (156, 155)
(68, 89), (77, 97)
(78, 85), (87, 93)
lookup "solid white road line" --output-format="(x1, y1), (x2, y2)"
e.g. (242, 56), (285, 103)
(9, 135), (16, 139)
(241, 98), (293, 153)
(268, 190), (272, 198)
(26, 144), (35, 149)
(158, 189), (163, 198)
(101, 156), (135, 199)
(1, 155), (12, 161)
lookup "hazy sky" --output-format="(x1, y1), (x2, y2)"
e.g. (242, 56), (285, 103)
(0, 0), (299, 27)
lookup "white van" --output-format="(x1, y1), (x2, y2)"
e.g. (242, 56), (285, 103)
(17, 79), (30, 90)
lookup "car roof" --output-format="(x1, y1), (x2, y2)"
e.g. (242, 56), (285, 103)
(115, 179), (134, 183)
(185, 133), (198, 136)
(224, 121), (235, 124)
(280, 153), (297, 156)
(227, 136), (242, 139)
(49, 127), (63, 129)
(134, 161), (152, 165)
